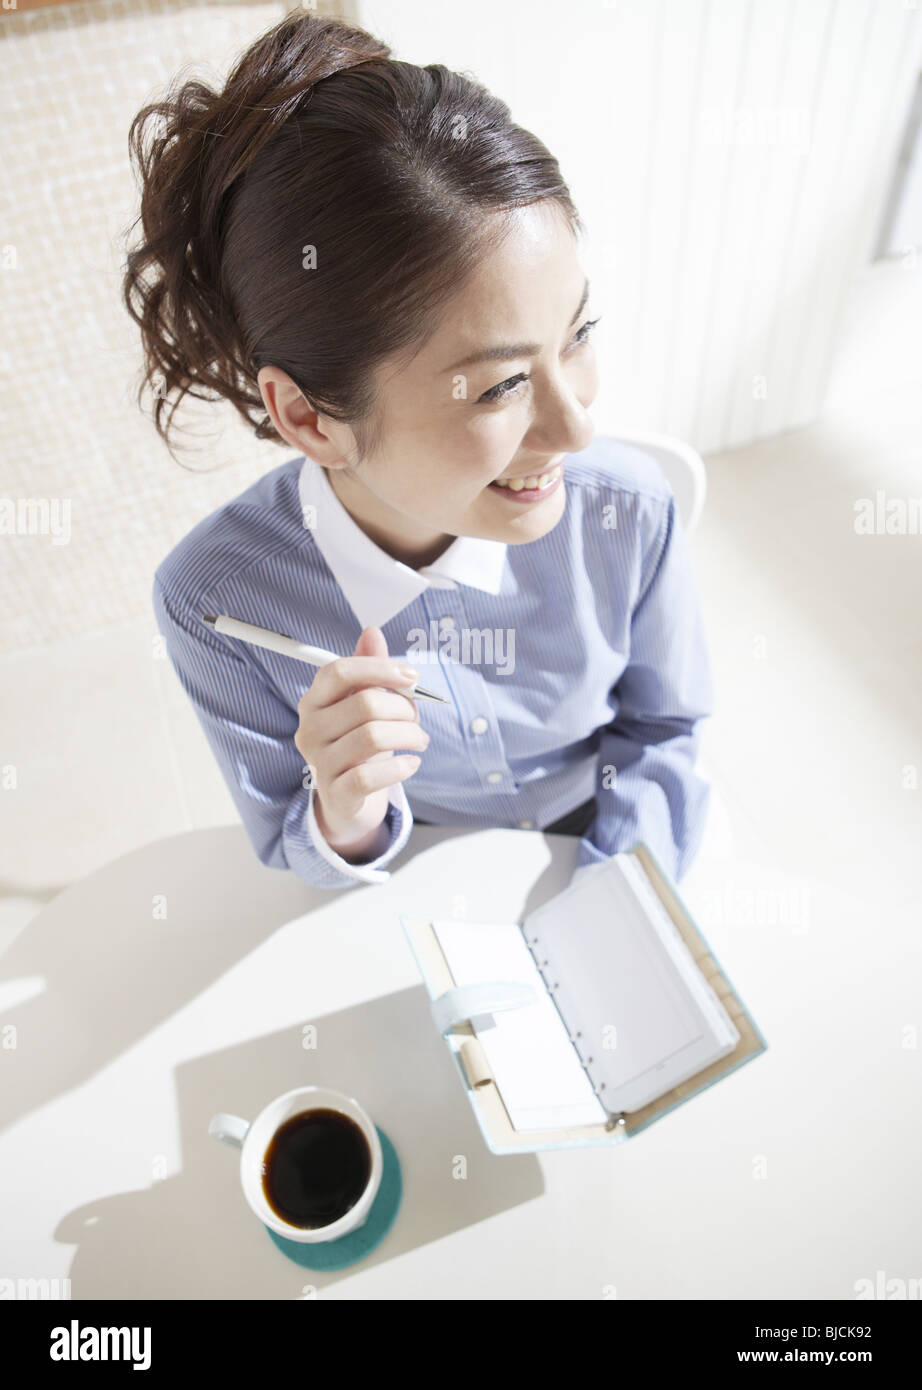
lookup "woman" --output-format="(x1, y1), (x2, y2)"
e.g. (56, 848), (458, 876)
(124, 9), (713, 892)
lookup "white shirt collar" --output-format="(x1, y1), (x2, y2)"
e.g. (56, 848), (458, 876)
(297, 455), (508, 629)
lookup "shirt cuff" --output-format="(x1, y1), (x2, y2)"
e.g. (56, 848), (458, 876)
(306, 780), (413, 884)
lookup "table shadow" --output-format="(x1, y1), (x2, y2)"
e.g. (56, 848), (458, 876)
(0, 823), (569, 1135)
(0, 825), (383, 1130)
(54, 986), (544, 1296)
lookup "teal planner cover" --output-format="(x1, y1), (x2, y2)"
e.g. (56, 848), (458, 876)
(399, 839), (768, 1156)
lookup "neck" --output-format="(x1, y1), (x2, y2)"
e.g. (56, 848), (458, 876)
(325, 467), (456, 570)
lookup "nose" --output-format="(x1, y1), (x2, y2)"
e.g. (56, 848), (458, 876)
(526, 386), (596, 460)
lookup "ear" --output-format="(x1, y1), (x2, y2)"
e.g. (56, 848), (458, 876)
(256, 366), (356, 467)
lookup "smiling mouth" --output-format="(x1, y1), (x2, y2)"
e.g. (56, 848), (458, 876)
(491, 463), (563, 492)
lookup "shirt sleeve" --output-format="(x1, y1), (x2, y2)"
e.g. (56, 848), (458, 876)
(575, 490), (714, 885)
(152, 575), (413, 890)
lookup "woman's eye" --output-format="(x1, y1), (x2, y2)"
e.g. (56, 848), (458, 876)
(572, 316), (601, 347)
(476, 317), (601, 404)
(479, 372), (528, 404)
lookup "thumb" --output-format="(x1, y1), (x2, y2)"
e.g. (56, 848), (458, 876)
(352, 625), (389, 660)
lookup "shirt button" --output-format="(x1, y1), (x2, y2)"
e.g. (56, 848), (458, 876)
(519, 820), (534, 830)
(470, 716), (489, 735)
(439, 616), (456, 629)
(487, 772), (503, 784)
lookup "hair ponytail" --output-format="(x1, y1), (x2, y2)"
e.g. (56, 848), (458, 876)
(122, 8), (580, 465)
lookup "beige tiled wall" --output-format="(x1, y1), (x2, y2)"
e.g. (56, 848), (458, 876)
(0, 0), (353, 654)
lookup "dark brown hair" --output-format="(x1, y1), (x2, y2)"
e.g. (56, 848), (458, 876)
(122, 8), (581, 465)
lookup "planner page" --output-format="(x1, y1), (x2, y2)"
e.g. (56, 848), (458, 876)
(525, 855), (739, 1113)
(431, 920), (609, 1132)
(619, 852), (740, 1048)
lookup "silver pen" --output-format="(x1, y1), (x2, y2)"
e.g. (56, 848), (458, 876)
(201, 612), (449, 703)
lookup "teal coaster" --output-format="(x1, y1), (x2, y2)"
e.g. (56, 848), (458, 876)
(264, 1126), (401, 1271)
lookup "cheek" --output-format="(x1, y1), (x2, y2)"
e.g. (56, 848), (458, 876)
(399, 446), (489, 509)
(455, 421), (518, 485)
(579, 354), (600, 403)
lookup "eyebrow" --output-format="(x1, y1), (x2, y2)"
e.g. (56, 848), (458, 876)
(440, 277), (591, 373)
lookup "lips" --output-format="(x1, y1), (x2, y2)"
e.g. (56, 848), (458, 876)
(488, 463), (564, 503)
(492, 461), (563, 491)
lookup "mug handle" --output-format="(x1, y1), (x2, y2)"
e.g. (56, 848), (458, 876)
(208, 1113), (250, 1148)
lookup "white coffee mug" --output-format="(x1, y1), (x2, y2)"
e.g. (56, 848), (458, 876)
(208, 1086), (383, 1243)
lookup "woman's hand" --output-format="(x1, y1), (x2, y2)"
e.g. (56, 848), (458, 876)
(294, 625), (428, 856)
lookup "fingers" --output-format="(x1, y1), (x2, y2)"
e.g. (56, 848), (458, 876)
(294, 635), (429, 825)
(328, 753), (423, 804)
(318, 684), (421, 744)
(351, 624), (389, 661)
(310, 654), (418, 709)
(324, 719), (430, 784)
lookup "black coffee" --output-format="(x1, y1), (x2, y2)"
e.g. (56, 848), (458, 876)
(261, 1108), (372, 1229)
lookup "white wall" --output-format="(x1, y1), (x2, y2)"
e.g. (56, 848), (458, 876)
(0, 0), (290, 653)
(360, 0), (922, 454)
(876, 71), (922, 257)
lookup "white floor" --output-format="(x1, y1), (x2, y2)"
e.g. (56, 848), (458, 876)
(1, 257), (920, 955)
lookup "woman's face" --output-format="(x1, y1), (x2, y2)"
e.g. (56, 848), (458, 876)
(260, 201), (599, 569)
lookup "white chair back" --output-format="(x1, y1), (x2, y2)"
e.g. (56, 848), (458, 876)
(613, 431), (706, 534)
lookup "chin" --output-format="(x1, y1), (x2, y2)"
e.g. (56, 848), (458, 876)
(493, 487), (566, 540)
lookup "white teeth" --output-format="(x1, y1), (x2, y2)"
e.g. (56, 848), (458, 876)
(493, 465), (561, 491)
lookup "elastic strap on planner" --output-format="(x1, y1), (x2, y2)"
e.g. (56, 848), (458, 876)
(429, 981), (537, 1035)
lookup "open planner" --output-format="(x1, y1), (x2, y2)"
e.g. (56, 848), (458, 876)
(399, 842), (767, 1154)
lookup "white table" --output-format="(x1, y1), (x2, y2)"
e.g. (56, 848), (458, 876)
(1, 823), (917, 1299)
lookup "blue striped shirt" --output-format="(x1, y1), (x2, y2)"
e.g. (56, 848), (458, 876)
(152, 437), (714, 891)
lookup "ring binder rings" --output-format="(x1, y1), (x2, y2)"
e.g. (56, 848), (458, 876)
(400, 841), (768, 1155)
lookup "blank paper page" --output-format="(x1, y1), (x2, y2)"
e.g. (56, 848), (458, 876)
(525, 855), (735, 1112)
(431, 920), (608, 1132)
